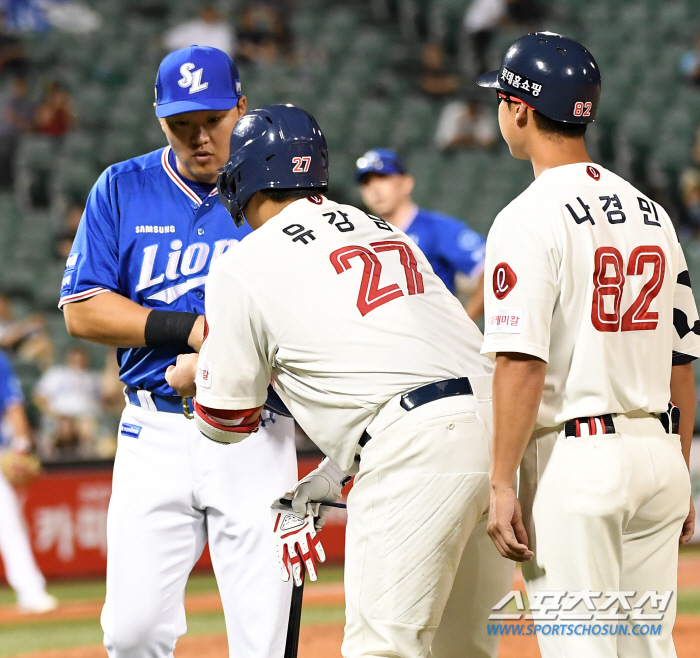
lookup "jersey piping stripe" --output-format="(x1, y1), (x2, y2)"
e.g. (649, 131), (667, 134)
(57, 286), (110, 309)
(161, 146), (206, 207)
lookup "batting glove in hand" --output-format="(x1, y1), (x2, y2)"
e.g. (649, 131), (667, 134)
(271, 499), (326, 586)
(288, 457), (345, 531)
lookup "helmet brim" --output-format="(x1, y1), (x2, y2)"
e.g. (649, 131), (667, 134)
(476, 70), (504, 89)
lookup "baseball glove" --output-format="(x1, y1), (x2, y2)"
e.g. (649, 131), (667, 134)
(0, 451), (42, 487)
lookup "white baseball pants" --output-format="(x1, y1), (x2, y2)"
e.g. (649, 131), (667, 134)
(0, 466), (49, 607)
(519, 415), (690, 658)
(101, 403), (297, 658)
(342, 380), (514, 658)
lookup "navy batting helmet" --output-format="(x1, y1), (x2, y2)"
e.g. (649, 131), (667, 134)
(477, 32), (601, 124)
(217, 104), (329, 227)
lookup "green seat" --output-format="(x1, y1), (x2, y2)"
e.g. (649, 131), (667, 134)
(74, 84), (111, 130)
(348, 99), (392, 153)
(17, 137), (56, 173)
(33, 262), (66, 310)
(53, 159), (101, 200)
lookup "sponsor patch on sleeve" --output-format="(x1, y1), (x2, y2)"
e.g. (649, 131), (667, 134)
(493, 262), (517, 299)
(196, 361), (212, 389)
(120, 422), (142, 438)
(485, 308), (524, 335)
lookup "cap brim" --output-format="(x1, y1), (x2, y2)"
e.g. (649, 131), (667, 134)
(476, 70), (503, 89)
(155, 97), (240, 118)
(355, 166), (403, 182)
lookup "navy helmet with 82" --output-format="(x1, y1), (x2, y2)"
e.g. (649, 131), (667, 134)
(217, 104), (329, 227)
(477, 32), (601, 124)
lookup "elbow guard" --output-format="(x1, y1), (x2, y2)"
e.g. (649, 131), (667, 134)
(193, 400), (262, 445)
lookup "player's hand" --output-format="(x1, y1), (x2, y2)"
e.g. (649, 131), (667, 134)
(165, 353), (198, 397)
(680, 496), (696, 545)
(188, 315), (205, 352)
(271, 499), (326, 586)
(487, 484), (534, 562)
(288, 465), (343, 532)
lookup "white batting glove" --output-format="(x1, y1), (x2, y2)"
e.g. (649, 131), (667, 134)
(288, 457), (346, 531)
(271, 499), (326, 586)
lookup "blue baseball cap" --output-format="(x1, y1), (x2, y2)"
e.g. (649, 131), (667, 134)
(355, 148), (407, 182)
(155, 46), (242, 118)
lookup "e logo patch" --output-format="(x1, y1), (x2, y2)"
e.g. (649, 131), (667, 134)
(586, 165), (600, 181)
(493, 262), (517, 300)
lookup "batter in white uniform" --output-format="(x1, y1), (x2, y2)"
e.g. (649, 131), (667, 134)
(478, 33), (700, 658)
(167, 104), (514, 658)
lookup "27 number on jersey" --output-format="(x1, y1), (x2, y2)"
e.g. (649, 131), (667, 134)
(330, 240), (424, 316)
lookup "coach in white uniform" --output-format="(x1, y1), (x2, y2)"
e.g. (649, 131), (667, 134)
(167, 104), (513, 658)
(478, 33), (700, 658)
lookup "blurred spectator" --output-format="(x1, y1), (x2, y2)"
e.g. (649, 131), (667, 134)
(0, 18), (27, 76)
(680, 168), (700, 236)
(237, 2), (291, 64)
(33, 345), (101, 461)
(680, 33), (700, 85)
(0, 295), (53, 370)
(463, 0), (505, 75)
(435, 99), (497, 150)
(34, 81), (74, 138)
(0, 76), (34, 189)
(163, 4), (235, 56)
(418, 43), (460, 97)
(53, 201), (84, 261)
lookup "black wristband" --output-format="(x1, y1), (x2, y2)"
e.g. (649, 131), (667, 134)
(144, 311), (199, 347)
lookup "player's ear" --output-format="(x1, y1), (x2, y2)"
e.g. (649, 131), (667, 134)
(157, 117), (168, 135)
(515, 104), (529, 128)
(404, 174), (415, 196)
(235, 96), (247, 120)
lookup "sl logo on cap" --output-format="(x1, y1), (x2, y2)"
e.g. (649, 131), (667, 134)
(178, 63), (209, 94)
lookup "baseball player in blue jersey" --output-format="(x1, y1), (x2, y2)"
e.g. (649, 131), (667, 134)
(356, 148), (486, 319)
(0, 350), (57, 613)
(60, 46), (297, 657)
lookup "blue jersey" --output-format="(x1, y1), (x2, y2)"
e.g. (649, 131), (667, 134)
(404, 208), (485, 294)
(59, 146), (252, 396)
(0, 351), (23, 445)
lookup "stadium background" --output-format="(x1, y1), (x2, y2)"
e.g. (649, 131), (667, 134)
(2, 0), (700, 656)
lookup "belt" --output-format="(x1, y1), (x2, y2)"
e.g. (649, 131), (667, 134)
(358, 377), (474, 450)
(126, 388), (193, 415)
(564, 414), (615, 438)
(563, 405), (680, 439)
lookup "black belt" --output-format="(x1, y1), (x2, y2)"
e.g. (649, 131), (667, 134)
(358, 377), (474, 450)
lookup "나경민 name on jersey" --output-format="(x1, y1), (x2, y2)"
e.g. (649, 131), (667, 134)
(485, 308), (524, 335)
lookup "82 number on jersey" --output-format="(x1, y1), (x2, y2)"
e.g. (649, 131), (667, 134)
(592, 245), (665, 332)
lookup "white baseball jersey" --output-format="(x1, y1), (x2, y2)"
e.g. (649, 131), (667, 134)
(197, 196), (492, 470)
(481, 162), (700, 429)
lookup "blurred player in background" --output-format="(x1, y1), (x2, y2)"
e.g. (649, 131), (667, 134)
(60, 46), (296, 658)
(0, 349), (57, 613)
(356, 148), (486, 319)
(480, 33), (700, 658)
